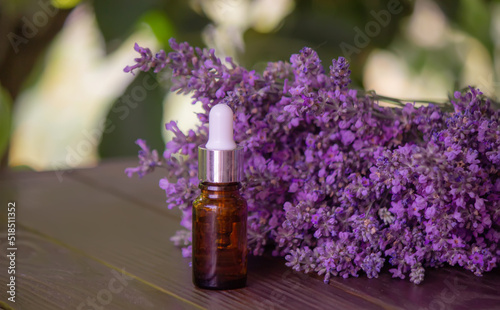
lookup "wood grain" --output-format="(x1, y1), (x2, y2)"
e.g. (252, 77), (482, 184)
(68, 158), (173, 218)
(0, 166), (380, 310)
(69, 160), (500, 309)
(0, 229), (199, 310)
(1, 161), (499, 310)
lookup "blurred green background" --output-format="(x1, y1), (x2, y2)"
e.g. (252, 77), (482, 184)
(0, 0), (499, 171)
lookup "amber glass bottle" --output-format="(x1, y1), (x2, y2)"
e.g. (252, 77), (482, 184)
(194, 104), (247, 290)
(192, 182), (247, 289)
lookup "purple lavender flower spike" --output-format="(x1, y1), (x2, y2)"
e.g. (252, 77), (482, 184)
(124, 43), (154, 75)
(124, 38), (500, 284)
(330, 57), (351, 90)
(125, 139), (163, 178)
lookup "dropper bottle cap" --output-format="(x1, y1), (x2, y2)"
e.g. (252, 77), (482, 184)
(198, 104), (242, 183)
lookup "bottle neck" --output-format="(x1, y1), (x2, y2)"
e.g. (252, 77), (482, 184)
(199, 182), (241, 197)
(199, 182), (241, 191)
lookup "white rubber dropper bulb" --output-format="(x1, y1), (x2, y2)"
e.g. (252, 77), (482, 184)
(205, 104), (237, 150)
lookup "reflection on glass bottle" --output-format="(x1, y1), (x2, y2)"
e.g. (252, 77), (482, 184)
(192, 103), (247, 290)
(192, 182), (247, 289)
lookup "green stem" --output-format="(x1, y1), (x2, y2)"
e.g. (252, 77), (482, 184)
(360, 91), (449, 107)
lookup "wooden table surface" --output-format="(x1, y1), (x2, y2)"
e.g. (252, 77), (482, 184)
(1, 159), (499, 310)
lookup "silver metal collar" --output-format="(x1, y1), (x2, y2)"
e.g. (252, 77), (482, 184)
(198, 146), (243, 183)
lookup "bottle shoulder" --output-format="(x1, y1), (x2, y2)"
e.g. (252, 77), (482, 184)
(193, 195), (247, 208)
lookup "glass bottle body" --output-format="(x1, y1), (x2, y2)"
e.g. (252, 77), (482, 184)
(192, 182), (248, 289)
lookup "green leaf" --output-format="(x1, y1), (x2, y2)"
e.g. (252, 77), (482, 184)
(98, 71), (165, 158)
(458, 0), (492, 51)
(138, 10), (176, 47)
(51, 0), (81, 9)
(0, 86), (12, 159)
(93, 0), (161, 51)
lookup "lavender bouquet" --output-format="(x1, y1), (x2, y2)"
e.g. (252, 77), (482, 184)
(124, 39), (499, 284)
